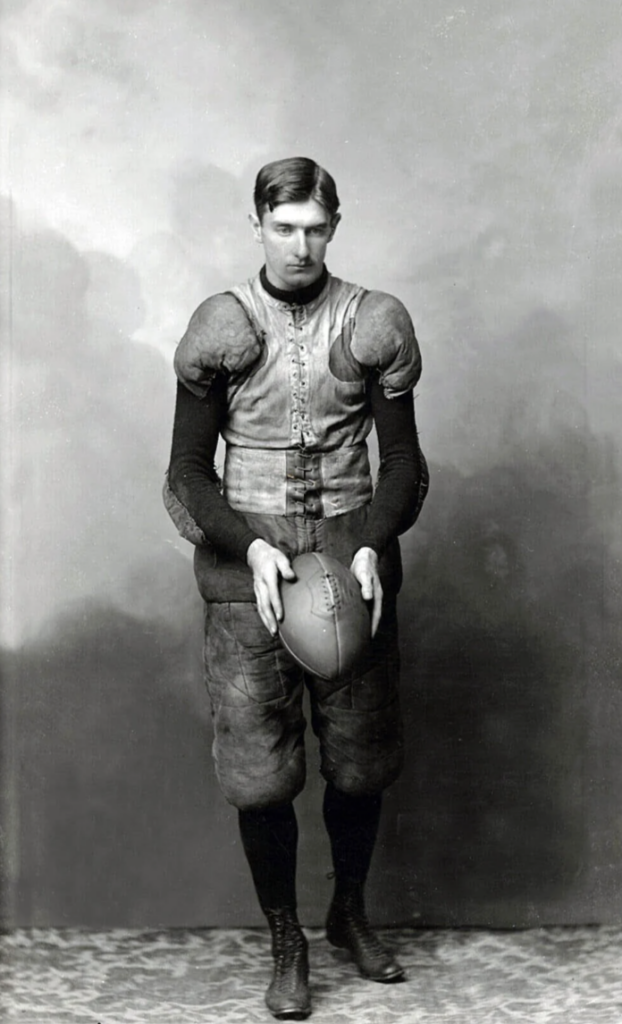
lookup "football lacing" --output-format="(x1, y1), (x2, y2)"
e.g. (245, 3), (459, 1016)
(322, 573), (343, 611)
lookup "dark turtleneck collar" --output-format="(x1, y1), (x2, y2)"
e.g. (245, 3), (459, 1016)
(259, 264), (329, 305)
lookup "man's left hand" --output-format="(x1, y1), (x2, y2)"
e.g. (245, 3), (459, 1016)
(350, 546), (383, 638)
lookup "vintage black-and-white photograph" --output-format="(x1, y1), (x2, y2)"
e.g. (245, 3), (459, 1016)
(1, 1), (621, 1021)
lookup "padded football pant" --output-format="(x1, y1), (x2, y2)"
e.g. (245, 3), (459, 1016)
(197, 506), (404, 810)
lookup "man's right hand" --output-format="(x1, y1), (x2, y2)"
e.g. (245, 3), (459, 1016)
(246, 538), (296, 635)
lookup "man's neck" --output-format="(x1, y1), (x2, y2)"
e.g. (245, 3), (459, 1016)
(259, 265), (328, 305)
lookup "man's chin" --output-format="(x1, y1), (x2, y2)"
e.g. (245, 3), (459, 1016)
(286, 266), (319, 285)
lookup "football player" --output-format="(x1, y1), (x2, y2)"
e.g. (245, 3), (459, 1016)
(165, 157), (428, 1019)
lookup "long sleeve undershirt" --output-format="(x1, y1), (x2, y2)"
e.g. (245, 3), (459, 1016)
(167, 374), (425, 562)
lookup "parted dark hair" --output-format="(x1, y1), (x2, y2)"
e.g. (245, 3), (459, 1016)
(254, 157), (340, 220)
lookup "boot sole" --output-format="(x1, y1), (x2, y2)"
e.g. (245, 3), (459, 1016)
(267, 1004), (312, 1021)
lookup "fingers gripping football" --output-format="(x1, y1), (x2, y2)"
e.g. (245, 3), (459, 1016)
(350, 546), (383, 637)
(246, 538), (296, 635)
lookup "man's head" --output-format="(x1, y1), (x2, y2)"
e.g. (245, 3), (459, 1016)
(250, 157), (341, 291)
(253, 157), (340, 221)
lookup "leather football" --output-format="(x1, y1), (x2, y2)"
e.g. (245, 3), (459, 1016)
(278, 552), (371, 680)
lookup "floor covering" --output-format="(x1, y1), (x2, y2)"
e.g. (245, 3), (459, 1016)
(1, 926), (621, 1023)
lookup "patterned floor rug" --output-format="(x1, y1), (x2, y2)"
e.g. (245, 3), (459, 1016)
(1, 926), (621, 1024)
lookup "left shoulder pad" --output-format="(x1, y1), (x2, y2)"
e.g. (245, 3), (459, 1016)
(351, 291), (421, 397)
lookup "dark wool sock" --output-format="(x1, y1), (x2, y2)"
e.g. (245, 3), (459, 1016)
(323, 782), (383, 888)
(238, 803), (299, 913)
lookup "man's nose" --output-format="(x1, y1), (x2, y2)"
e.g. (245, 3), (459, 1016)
(293, 231), (310, 258)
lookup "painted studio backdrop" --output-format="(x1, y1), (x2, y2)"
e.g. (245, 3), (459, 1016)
(1, 0), (621, 928)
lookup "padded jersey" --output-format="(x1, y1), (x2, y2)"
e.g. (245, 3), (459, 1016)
(166, 267), (428, 559)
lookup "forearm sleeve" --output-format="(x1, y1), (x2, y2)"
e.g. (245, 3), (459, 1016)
(166, 378), (259, 560)
(357, 379), (429, 555)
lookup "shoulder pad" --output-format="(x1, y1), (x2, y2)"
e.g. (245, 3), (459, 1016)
(351, 291), (421, 397)
(174, 293), (262, 397)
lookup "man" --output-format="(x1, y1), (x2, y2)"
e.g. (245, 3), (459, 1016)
(165, 157), (428, 1020)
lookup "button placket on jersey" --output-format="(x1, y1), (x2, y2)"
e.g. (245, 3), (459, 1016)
(288, 304), (312, 446)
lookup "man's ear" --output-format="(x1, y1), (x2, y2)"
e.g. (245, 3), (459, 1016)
(249, 212), (263, 243)
(328, 212), (342, 242)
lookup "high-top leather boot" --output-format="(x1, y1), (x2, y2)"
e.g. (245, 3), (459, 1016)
(326, 882), (405, 983)
(264, 907), (312, 1020)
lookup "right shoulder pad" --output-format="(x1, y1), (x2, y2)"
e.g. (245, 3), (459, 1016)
(174, 293), (262, 397)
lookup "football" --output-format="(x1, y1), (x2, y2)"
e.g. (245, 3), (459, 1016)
(278, 552), (371, 680)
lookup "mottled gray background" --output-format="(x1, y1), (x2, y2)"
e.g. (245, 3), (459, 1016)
(1, 0), (621, 928)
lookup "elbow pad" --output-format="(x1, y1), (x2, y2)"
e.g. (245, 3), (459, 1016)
(162, 474), (207, 546)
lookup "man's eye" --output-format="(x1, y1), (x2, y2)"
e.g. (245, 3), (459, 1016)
(276, 227), (291, 235)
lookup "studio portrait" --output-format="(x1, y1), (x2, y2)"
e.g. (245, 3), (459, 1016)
(1, 2), (621, 1022)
